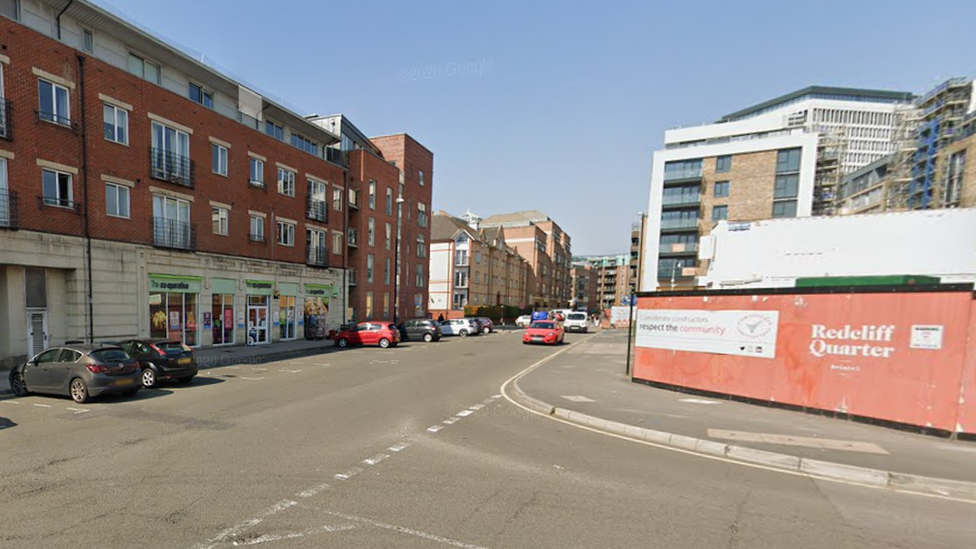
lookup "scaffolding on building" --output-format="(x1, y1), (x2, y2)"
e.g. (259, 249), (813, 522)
(883, 105), (920, 211)
(812, 129), (847, 216)
(908, 78), (973, 210)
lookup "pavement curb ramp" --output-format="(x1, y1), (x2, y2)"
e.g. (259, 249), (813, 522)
(508, 377), (976, 503)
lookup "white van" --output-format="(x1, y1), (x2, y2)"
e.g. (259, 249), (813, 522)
(564, 311), (589, 333)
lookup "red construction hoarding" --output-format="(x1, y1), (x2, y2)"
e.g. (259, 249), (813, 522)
(632, 288), (976, 434)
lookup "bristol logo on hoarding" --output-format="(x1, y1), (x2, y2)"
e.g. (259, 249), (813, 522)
(737, 314), (773, 338)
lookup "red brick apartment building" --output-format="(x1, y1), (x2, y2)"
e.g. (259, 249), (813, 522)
(0, 0), (432, 367)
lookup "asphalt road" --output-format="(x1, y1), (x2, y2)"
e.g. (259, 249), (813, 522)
(1, 331), (973, 548)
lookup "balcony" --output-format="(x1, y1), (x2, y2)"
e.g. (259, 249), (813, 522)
(659, 242), (698, 255)
(35, 109), (75, 131)
(347, 228), (359, 247)
(348, 269), (357, 286)
(661, 194), (701, 208)
(37, 195), (82, 213)
(663, 168), (703, 185)
(150, 148), (195, 188)
(348, 189), (360, 209)
(660, 218), (699, 230)
(249, 232), (265, 243)
(0, 97), (12, 140)
(326, 146), (346, 167)
(306, 246), (329, 268)
(0, 189), (17, 229)
(306, 197), (329, 223)
(237, 111), (260, 131)
(153, 217), (196, 251)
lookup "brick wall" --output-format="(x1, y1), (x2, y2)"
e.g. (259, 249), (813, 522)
(700, 150), (777, 238)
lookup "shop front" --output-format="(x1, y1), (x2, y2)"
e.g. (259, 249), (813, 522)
(278, 283), (298, 341)
(211, 278), (236, 346)
(304, 284), (332, 340)
(246, 279), (274, 345)
(149, 274), (202, 347)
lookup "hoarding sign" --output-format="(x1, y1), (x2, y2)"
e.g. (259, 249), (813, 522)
(636, 309), (779, 359)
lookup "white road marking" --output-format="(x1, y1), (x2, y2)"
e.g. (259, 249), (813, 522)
(442, 418), (459, 425)
(561, 395), (595, 403)
(66, 407), (90, 414)
(32, 403), (52, 408)
(456, 410), (473, 417)
(470, 404), (485, 410)
(295, 483), (331, 498)
(362, 453), (389, 466)
(280, 369), (302, 373)
(240, 377), (264, 381)
(316, 363), (330, 367)
(320, 511), (495, 549)
(388, 442), (410, 452)
(1, 401), (21, 405)
(334, 467), (363, 480)
(491, 394), (502, 399)
(230, 523), (357, 546)
(679, 398), (720, 405)
(251, 368), (268, 372)
(707, 429), (890, 455)
(481, 398), (495, 405)
(427, 425), (444, 433)
(191, 499), (298, 549)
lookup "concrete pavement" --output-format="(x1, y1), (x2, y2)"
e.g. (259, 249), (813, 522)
(510, 330), (976, 500)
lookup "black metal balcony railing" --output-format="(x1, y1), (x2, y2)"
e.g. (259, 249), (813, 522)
(306, 197), (329, 223)
(249, 178), (267, 190)
(153, 217), (196, 251)
(306, 246), (329, 268)
(150, 148), (195, 188)
(36, 109), (74, 130)
(0, 98), (12, 141)
(0, 189), (17, 228)
(37, 195), (82, 213)
(326, 146), (346, 167)
(347, 228), (359, 247)
(249, 232), (265, 242)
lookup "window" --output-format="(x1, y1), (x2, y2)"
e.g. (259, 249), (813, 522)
(385, 223), (392, 250)
(772, 200), (797, 218)
(715, 155), (732, 173)
(250, 215), (264, 241)
(416, 233), (426, 258)
(291, 133), (317, 155)
(249, 157), (264, 186)
(385, 187), (393, 215)
(454, 270), (468, 287)
(418, 203), (428, 227)
(307, 179), (328, 221)
(384, 257), (391, 284)
(332, 231), (342, 253)
(307, 228), (327, 264)
(265, 120), (284, 141)
(711, 205), (728, 221)
(189, 83), (214, 109)
(419, 170), (424, 186)
(127, 54), (160, 84)
(476, 251), (482, 264)
(333, 187), (343, 211)
(212, 144), (228, 176)
(0, 0), (18, 20)
(416, 264), (424, 287)
(38, 79), (70, 125)
(151, 121), (191, 185)
(382, 293), (390, 318)
(368, 180), (376, 209)
(105, 183), (130, 218)
(453, 292), (466, 309)
(714, 181), (729, 197)
(277, 220), (295, 246)
(41, 168), (72, 207)
(367, 254), (375, 283)
(103, 104), (128, 144)
(152, 195), (191, 248)
(774, 174), (799, 199)
(664, 159), (702, 181)
(776, 148), (802, 173)
(81, 28), (94, 53)
(212, 207), (229, 235)
(365, 292), (374, 318)
(278, 168), (296, 197)
(368, 217), (376, 246)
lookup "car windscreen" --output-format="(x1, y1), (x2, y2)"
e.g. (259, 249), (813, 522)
(90, 348), (130, 363)
(530, 322), (554, 329)
(568, 313), (586, 320)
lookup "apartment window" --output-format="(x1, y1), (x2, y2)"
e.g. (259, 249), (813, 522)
(384, 257), (391, 284)
(250, 215), (264, 241)
(714, 181), (729, 197)
(368, 217), (376, 246)
(416, 234), (426, 258)
(776, 148), (802, 173)
(308, 179), (328, 221)
(772, 200), (797, 218)
(332, 231), (342, 253)
(0, 0), (19, 20)
(368, 180), (376, 209)
(249, 157), (264, 187)
(774, 174), (799, 199)
(212, 207), (229, 235)
(291, 133), (317, 155)
(453, 293), (465, 309)
(189, 83), (214, 109)
(367, 254), (375, 283)
(365, 292), (373, 318)
(664, 159), (702, 181)
(41, 168), (72, 207)
(416, 264), (424, 287)
(476, 251), (482, 264)
(38, 79), (70, 125)
(715, 155), (732, 173)
(474, 272), (480, 284)
(385, 188), (393, 215)
(711, 205), (728, 221)
(151, 121), (190, 184)
(127, 54), (160, 84)
(277, 220), (295, 246)
(385, 223), (392, 250)
(103, 104), (128, 144)
(81, 28), (94, 53)
(212, 144), (228, 176)
(307, 228), (327, 264)
(454, 270), (468, 288)
(382, 293), (390, 319)
(945, 150), (967, 205)
(278, 168), (296, 197)
(265, 120), (284, 141)
(105, 183), (130, 218)
(418, 170), (424, 186)
(418, 203), (427, 227)
(333, 187), (343, 211)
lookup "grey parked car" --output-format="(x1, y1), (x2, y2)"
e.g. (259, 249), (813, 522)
(400, 319), (443, 342)
(8, 344), (142, 403)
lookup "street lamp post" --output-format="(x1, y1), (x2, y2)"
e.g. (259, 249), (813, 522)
(393, 194), (405, 324)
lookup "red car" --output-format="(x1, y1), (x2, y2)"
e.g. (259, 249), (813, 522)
(335, 321), (401, 349)
(522, 320), (565, 345)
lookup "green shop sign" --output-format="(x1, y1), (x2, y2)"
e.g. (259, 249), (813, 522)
(304, 283), (333, 297)
(246, 279), (275, 296)
(149, 274), (202, 294)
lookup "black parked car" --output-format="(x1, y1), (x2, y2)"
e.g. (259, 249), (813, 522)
(398, 319), (443, 342)
(9, 344), (141, 403)
(117, 339), (198, 388)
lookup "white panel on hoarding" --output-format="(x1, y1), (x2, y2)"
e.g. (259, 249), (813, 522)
(636, 309), (779, 359)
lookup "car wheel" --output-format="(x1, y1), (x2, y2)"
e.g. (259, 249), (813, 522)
(483, 327), (490, 335)
(337, 338), (349, 349)
(10, 372), (29, 396)
(177, 376), (194, 384)
(141, 368), (158, 388)
(379, 338), (390, 348)
(423, 333), (433, 343)
(70, 378), (89, 404)
(459, 330), (468, 338)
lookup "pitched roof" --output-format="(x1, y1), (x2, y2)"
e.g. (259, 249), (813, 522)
(481, 210), (551, 226)
(431, 214), (476, 241)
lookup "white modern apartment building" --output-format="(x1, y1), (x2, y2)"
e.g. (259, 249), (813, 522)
(641, 86), (915, 291)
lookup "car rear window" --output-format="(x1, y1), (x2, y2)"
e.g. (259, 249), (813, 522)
(90, 348), (130, 363)
(568, 313), (586, 320)
(158, 341), (186, 351)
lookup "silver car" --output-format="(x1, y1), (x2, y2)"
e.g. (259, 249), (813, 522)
(9, 344), (142, 403)
(439, 318), (481, 337)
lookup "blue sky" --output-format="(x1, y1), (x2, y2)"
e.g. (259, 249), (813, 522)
(99, 0), (975, 255)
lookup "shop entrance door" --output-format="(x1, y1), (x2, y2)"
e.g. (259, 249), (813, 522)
(247, 296), (269, 345)
(26, 309), (48, 357)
